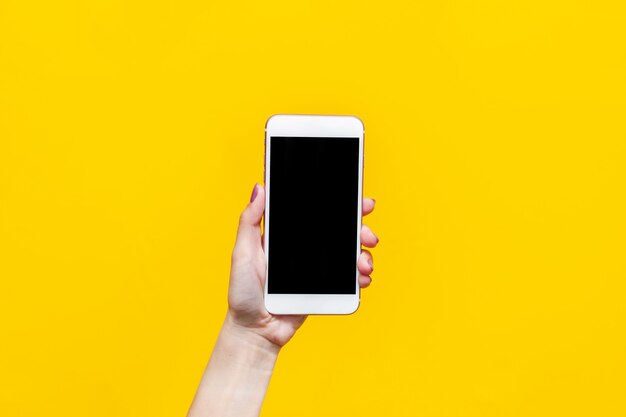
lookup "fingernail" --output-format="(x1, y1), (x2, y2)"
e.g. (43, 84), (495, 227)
(250, 183), (259, 203)
(368, 258), (373, 271)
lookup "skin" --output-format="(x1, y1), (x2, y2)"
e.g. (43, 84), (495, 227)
(188, 184), (378, 417)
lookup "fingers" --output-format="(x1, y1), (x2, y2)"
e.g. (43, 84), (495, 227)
(240, 183), (265, 225)
(358, 249), (373, 275)
(234, 184), (266, 256)
(363, 198), (376, 216)
(358, 274), (372, 288)
(358, 249), (373, 288)
(361, 198), (376, 288)
(360, 224), (379, 248)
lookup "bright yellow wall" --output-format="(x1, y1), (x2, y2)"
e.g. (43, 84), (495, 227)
(1, 1), (625, 416)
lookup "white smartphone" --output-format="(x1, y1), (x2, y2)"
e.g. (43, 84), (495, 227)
(264, 114), (364, 315)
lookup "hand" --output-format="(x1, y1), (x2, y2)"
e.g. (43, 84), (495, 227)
(226, 183), (379, 348)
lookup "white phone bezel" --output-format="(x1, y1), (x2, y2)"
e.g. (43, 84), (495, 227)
(263, 114), (364, 315)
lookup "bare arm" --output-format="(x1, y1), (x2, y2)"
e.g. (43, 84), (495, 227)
(187, 314), (279, 417)
(187, 184), (378, 417)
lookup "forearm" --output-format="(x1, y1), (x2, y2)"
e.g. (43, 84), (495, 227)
(188, 312), (280, 417)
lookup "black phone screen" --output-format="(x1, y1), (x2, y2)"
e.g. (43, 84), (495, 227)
(267, 136), (360, 295)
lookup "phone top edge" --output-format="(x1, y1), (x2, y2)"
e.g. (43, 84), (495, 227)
(266, 114), (364, 132)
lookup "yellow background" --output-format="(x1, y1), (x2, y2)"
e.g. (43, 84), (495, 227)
(1, 1), (625, 416)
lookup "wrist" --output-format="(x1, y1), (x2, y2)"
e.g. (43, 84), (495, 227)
(223, 311), (282, 357)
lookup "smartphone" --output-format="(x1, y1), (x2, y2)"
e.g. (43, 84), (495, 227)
(264, 114), (364, 315)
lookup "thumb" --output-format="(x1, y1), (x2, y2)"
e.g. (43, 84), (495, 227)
(235, 183), (266, 252)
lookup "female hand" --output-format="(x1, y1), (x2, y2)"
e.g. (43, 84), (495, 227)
(188, 183), (378, 417)
(226, 183), (379, 348)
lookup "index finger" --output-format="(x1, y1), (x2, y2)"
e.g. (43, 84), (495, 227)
(363, 198), (376, 216)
